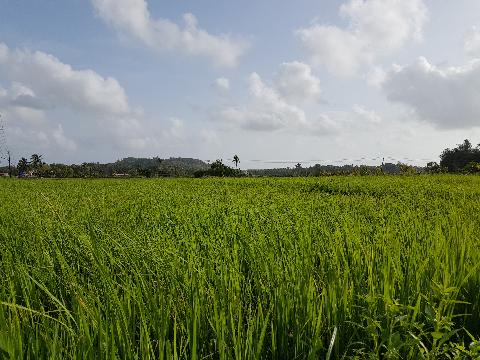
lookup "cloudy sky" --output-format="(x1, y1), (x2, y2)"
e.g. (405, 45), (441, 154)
(1, 0), (480, 167)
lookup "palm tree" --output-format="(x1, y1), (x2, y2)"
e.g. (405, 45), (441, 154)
(30, 154), (43, 169)
(232, 155), (240, 168)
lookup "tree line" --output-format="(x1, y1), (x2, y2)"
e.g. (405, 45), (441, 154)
(436, 139), (480, 173)
(1, 156), (209, 178)
(1, 141), (480, 178)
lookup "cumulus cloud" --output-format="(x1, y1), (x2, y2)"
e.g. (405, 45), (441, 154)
(465, 26), (480, 58)
(297, 0), (428, 76)
(309, 106), (382, 135)
(213, 77), (230, 95)
(211, 67), (379, 135)
(383, 57), (480, 129)
(7, 126), (50, 150)
(0, 83), (46, 124)
(0, 43), (130, 117)
(274, 61), (321, 103)
(214, 72), (308, 131)
(365, 66), (387, 88)
(352, 104), (382, 124)
(91, 0), (249, 67)
(0, 42), (150, 154)
(163, 117), (186, 140)
(52, 124), (77, 151)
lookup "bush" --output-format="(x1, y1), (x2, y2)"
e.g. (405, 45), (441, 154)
(194, 159), (243, 177)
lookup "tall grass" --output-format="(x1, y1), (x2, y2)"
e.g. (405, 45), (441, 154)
(0, 176), (479, 358)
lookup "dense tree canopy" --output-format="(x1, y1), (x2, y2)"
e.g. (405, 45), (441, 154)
(2, 157), (209, 178)
(440, 139), (480, 173)
(4, 140), (480, 178)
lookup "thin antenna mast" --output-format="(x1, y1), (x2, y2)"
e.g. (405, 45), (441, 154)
(0, 113), (11, 177)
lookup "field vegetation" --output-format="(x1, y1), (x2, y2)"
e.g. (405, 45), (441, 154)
(0, 176), (479, 359)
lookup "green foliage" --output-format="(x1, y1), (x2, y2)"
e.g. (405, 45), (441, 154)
(232, 155), (240, 168)
(397, 162), (418, 175)
(10, 157), (210, 178)
(0, 176), (479, 359)
(463, 161), (480, 174)
(440, 139), (480, 172)
(248, 163), (413, 177)
(16, 157), (29, 173)
(29, 154), (43, 169)
(194, 159), (243, 177)
(425, 162), (447, 174)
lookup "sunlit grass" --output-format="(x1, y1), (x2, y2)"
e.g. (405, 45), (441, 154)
(0, 176), (479, 358)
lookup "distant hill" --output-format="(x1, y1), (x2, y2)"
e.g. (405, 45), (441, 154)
(2, 157), (210, 178)
(113, 156), (207, 170)
(110, 157), (209, 177)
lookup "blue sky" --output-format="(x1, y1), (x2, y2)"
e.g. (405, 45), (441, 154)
(1, 0), (480, 168)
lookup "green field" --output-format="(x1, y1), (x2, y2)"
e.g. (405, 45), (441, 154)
(1, 176), (479, 359)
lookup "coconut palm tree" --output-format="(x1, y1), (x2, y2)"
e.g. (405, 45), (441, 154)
(30, 154), (43, 169)
(232, 154), (240, 168)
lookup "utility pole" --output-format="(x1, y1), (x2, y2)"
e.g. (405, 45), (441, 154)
(7, 150), (11, 177)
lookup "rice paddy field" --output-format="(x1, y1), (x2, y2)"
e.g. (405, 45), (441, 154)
(0, 175), (480, 359)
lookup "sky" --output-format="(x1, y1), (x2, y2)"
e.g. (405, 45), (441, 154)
(1, 0), (480, 168)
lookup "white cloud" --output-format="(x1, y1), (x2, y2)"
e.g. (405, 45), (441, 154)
(0, 43), (130, 117)
(91, 0), (249, 67)
(352, 104), (382, 124)
(8, 126), (50, 150)
(52, 124), (77, 151)
(297, 0), (428, 76)
(274, 61), (321, 103)
(383, 57), (480, 129)
(0, 83), (46, 124)
(297, 26), (365, 76)
(212, 69), (380, 135)
(123, 138), (146, 151)
(214, 72), (307, 131)
(163, 117), (186, 140)
(0, 42), (151, 154)
(309, 106), (382, 135)
(213, 77), (230, 95)
(465, 26), (480, 58)
(365, 66), (387, 88)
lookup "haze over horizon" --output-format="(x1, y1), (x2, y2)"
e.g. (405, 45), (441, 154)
(1, 0), (480, 169)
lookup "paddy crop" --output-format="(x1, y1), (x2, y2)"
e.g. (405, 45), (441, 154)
(0, 176), (479, 359)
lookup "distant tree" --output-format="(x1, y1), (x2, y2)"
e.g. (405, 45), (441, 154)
(30, 154), (43, 168)
(464, 161), (480, 174)
(232, 155), (240, 168)
(382, 163), (401, 174)
(398, 162), (417, 175)
(17, 157), (29, 174)
(29, 154), (44, 175)
(458, 139), (472, 151)
(194, 159), (242, 177)
(81, 162), (92, 177)
(295, 163), (302, 169)
(426, 161), (443, 173)
(210, 159), (230, 176)
(138, 167), (154, 178)
(440, 139), (480, 172)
